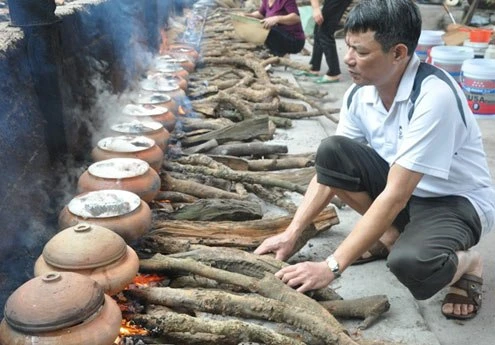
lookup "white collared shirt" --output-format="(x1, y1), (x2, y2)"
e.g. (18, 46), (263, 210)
(337, 54), (495, 234)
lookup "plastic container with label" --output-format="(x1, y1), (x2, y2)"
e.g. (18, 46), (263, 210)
(460, 58), (495, 117)
(430, 46), (474, 82)
(416, 30), (445, 62)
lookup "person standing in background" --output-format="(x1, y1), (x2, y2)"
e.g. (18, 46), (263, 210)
(298, 0), (352, 83)
(246, 0), (305, 57)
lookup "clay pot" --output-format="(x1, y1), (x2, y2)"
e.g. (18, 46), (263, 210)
(155, 54), (195, 73)
(58, 190), (152, 244)
(0, 272), (122, 345)
(167, 43), (199, 61)
(77, 158), (161, 202)
(147, 72), (188, 91)
(110, 120), (170, 153)
(122, 104), (176, 134)
(152, 59), (189, 79)
(131, 91), (177, 113)
(91, 135), (164, 172)
(34, 223), (139, 295)
(140, 75), (187, 104)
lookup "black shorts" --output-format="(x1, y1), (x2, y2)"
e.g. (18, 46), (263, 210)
(315, 135), (482, 299)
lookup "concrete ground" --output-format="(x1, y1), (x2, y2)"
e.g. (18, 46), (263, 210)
(265, 4), (495, 344)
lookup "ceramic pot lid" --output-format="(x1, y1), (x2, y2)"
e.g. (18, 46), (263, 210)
(3, 272), (105, 332)
(88, 158), (150, 179)
(157, 54), (189, 63)
(122, 104), (169, 117)
(97, 135), (155, 153)
(141, 77), (180, 92)
(111, 120), (163, 135)
(154, 59), (185, 73)
(67, 190), (141, 218)
(133, 92), (172, 105)
(42, 223), (127, 269)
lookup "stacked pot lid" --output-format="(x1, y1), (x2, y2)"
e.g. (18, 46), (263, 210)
(110, 120), (170, 152)
(58, 190), (152, 244)
(121, 104), (176, 133)
(34, 223), (139, 295)
(92, 135), (164, 172)
(0, 272), (122, 345)
(78, 158), (161, 202)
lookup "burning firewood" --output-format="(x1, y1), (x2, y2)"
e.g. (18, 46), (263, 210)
(134, 255), (361, 345)
(132, 306), (306, 345)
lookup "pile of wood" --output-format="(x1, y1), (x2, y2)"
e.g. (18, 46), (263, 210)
(116, 4), (400, 345)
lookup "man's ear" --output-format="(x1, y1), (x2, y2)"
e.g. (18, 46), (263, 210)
(394, 44), (408, 60)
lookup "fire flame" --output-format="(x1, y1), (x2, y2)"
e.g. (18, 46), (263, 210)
(178, 105), (186, 116)
(131, 273), (166, 287)
(120, 319), (148, 336)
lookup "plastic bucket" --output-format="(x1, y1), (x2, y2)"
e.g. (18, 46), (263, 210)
(469, 28), (492, 43)
(463, 39), (489, 58)
(461, 59), (495, 117)
(416, 30), (444, 62)
(430, 46), (474, 82)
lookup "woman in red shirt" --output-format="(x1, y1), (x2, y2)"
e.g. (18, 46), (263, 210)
(246, 0), (305, 57)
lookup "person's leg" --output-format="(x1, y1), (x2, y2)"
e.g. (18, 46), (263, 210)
(387, 196), (482, 318)
(265, 27), (304, 56)
(318, 0), (352, 80)
(309, 24), (323, 73)
(315, 135), (407, 258)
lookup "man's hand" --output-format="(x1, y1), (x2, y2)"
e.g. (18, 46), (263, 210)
(312, 8), (324, 25)
(261, 16), (279, 29)
(275, 261), (334, 292)
(253, 231), (297, 261)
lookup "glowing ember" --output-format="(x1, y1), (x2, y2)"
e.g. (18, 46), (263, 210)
(178, 105), (187, 116)
(132, 273), (166, 287)
(119, 320), (148, 337)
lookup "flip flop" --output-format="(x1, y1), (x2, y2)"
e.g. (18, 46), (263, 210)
(315, 76), (340, 84)
(352, 240), (389, 265)
(294, 70), (319, 77)
(442, 274), (483, 320)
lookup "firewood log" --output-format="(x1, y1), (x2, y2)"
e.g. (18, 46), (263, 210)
(132, 306), (305, 345)
(136, 255), (359, 345)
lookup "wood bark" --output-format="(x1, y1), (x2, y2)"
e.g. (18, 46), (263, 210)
(164, 161), (306, 194)
(156, 198), (263, 221)
(150, 206), (338, 247)
(319, 295), (390, 330)
(137, 255), (358, 345)
(129, 287), (341, 345)
(132, 306), (305, 345)
(247, 156), (314, 171)
(206, 142), (288, 157)
(181, 116), (271, 146)
(154, 191), (199, 203)
(160, 172), (242, 200)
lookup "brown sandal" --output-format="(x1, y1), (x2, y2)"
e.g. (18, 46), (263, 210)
(441, 273), (483, 320)
(352, 240), (389, 265)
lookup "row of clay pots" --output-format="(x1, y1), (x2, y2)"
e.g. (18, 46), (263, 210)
(0, 43), (201, 345)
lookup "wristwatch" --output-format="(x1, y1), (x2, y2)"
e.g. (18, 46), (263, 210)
(325, 254), (341, 279)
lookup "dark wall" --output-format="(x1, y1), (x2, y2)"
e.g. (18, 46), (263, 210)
(0, 0), (169, 315)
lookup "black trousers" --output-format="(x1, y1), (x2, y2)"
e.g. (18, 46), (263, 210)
(309, 0), (352, 76)
(265, 26), (305, 57)
(315, 135), (482, 300)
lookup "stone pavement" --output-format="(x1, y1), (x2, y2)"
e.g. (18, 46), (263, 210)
(265, 19), (495, 345)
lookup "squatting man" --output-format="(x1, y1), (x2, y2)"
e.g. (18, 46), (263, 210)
(255, 0), (495, 320)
